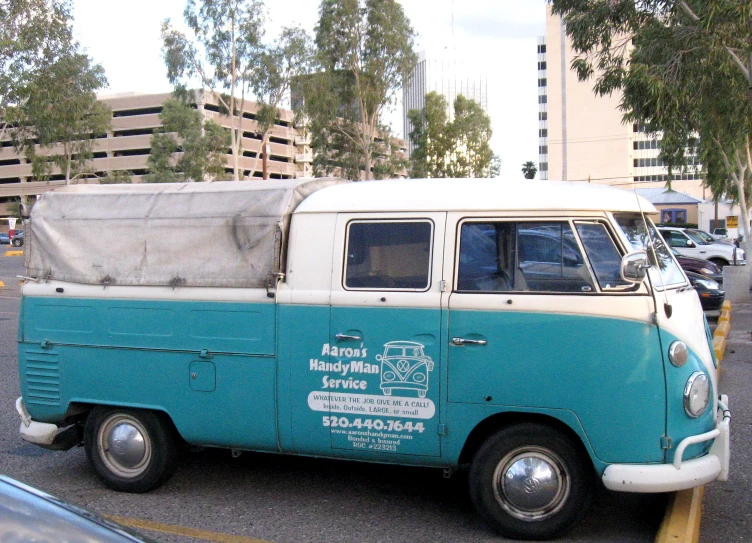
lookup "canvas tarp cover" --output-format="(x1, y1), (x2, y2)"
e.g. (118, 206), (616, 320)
(25, 178), (347, 288)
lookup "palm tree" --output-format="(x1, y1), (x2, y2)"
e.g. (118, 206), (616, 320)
(521, 161), (538, 179)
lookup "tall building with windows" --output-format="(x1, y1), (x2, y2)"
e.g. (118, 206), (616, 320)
(539, 7), (705, 199)
(537, 37), (549, 179)
(403, 50), (489, 151)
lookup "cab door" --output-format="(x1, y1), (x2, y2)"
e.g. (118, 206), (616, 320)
(445, 215), (667, 464)
(324, 213), (446, 457)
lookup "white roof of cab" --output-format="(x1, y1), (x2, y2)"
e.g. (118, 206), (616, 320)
(295, 179), (657, 214)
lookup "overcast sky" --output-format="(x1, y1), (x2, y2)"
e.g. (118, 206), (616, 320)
(71, 0), (546, 178)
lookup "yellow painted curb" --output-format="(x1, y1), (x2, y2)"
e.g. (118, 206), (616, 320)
(714, 320), (730, 339)
(0, 280), (4, 287)
(713, 335), (726, 362)
(4, 250), (23, 256)
(721, 300), (732, 312)
(718, 309), (731, 325)
(655, 487), (704, 543)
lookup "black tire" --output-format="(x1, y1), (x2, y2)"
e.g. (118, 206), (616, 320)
(84, 406), (178, 493)
(12, 238), (22, 247)
(709, 258), (728, 268)
(469, 423), (593, 540)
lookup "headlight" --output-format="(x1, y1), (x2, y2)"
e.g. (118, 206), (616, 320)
(668, 341), (688, 367)
(683, 372), (710, 418)
(699, 267), (714, 276)
(694, 278), (719, 290)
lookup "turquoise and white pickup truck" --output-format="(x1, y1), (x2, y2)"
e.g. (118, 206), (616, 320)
(15, 178), (729, 540)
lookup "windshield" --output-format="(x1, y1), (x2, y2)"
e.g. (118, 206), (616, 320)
(614, 214), (686, 288)
(685, 229), (713, 245)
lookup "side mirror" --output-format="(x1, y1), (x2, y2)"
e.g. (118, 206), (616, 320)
(621, 251), (649, 283)
(685, 239), (695, 248)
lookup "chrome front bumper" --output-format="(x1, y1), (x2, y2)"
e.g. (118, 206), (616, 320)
(602, 395), (730, 493)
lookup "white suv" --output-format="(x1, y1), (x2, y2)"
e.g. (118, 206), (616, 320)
(658, 226), (745, 267)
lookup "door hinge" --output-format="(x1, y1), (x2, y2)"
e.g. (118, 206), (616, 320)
(661, 436), (672, 450)
(437, 423), (448, 436)
(440, 280), (447, 292)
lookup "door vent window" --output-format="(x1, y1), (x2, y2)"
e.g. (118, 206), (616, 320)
(345, 221), (433, 290)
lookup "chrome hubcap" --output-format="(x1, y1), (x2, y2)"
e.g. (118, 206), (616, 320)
(98, 414), (151, 478)
(493, 447), (570, 521)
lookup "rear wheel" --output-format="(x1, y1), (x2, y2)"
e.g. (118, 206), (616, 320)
(12, 238), (22, 247)
(710, 258), (729, 268)
(469, 423), (593, 540)
(84, 406), (178, 493)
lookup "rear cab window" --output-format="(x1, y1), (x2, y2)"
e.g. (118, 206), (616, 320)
(344, 220), (433, 291)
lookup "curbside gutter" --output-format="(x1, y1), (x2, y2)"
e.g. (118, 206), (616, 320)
(655, 300), (732, 543)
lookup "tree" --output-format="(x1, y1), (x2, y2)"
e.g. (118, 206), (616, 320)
(251, 26), (314, 178)
(446, 95), (494, 178)
(146, 89), (231, 183)
(550, 0), (752, 257)
(162, 0), (265, 181)
(1, 0), (73, 140)
(407, 92), (451, 178)
(99, 170), (134, 184)
(11, 52), (111, 184)
(490, 155), (501, 178)
(304, 0), (417, 180)
(408, 92), (496, 178)
(521, 161), (538, 179)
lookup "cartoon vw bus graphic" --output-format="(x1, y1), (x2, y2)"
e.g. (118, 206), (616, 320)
(376, 341), (434, 397)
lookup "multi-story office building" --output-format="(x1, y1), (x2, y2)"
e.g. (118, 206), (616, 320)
(539, 7), (705, 199)
(538, 37), (549, 179)
(403, 50), (489, 150)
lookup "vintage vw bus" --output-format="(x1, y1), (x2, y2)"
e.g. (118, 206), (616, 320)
(377, 341), (435, 397)
(15, 179), (730, 540)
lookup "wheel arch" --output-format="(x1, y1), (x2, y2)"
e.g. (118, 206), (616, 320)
(457, 411), (596, 471)
(69, 401), (183, 441)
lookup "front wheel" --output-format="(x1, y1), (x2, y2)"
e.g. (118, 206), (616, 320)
(12, 238), (22, 247)
(469, 423), (593, 540)
(84, 406), (178, 493)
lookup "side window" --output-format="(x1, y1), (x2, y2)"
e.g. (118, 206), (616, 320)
(344, 220), (433, 290)
(574, 222), (631, 290)
(457, 221), (595, 293)
(518, 223), (594, 293)
(662, 231), (689, 248)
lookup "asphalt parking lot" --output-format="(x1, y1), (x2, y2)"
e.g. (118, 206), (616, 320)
(0, 250), (745, 543)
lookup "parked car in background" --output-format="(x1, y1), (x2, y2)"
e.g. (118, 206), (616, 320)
(11, 230), (23, 246)
(692, 228), (733, 245)
(0, 475), (152, 542)
(0, 233), (9, 245)
(671, 248), (723, 283)
(712, 228), (730, 241)
(686, 271), (725, 312)
(658, 226), (744, 267)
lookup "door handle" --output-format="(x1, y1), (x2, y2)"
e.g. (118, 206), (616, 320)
(452, 337), (487, 346)
(336, 333), (362, 341)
